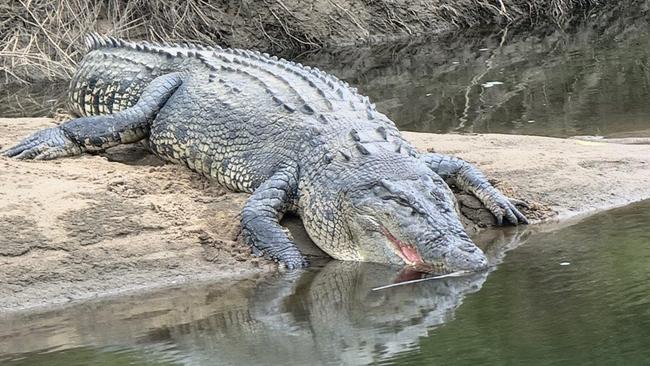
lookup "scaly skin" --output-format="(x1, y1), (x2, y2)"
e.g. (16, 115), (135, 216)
(4, 33), (528, 272)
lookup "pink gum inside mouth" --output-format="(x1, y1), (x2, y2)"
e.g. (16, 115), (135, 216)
(381, 227), (424, 264)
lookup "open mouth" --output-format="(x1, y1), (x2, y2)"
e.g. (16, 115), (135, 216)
(381, 227), (447, 273)
(381, 227), (422, 265)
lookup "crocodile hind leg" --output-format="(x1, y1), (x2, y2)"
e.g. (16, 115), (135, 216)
(3, 73), (183, 160)
(241, 167), (309, 270)
(420, 152), (528, 225)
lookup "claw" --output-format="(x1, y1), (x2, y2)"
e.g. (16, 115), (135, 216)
(283, 256), (309, 270)
(14, 146), (44, 160)
(508, 197), (530, 209)
(4, 127), (80, 161)
(504, 208), (518, 225)
(510, 204), (529, 224)
(3, 139), (36, 158)
(483, 191), (529, 226)
(495, 213), (503, 226)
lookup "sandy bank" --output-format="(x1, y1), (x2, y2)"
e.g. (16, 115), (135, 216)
(1, 117), (649, 312)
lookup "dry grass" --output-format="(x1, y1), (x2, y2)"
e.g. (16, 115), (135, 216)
(0, 0), (601, 84)
(2, 0), (94, 83)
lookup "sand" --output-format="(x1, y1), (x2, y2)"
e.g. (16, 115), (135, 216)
(1, 117), (649, 312)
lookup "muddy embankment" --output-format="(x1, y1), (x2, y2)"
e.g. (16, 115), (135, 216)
(1, 117), (650, 312)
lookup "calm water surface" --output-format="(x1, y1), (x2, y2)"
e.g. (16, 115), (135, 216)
(298, 16), (650, 138)
(0, 200), (649, 365)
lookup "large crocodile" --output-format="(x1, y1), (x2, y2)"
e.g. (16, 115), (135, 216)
(4, 33), (527, 272)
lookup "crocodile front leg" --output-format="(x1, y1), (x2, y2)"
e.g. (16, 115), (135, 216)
(241, 166), (308, 270)
(420, 152), (528, 225)
(3, 73), (183, 160)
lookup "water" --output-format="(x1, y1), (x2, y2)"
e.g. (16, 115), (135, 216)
(2, 9), (650, 139)
(297, 19), (650, 138)
(1, 200), (649, 365)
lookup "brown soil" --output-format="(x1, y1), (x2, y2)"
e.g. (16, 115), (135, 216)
(1, 117), (650, 312)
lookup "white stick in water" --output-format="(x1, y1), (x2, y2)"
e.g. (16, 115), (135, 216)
(371, 271), (472, 291)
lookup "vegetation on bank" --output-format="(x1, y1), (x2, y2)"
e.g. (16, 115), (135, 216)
(1, 0), (602, 83)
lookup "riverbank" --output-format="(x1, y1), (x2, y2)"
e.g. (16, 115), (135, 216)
(1, 0), (609, 83)
(1, 117), (649, 312)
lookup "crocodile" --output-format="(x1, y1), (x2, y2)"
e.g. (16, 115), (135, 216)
(4, 33), (527, 272)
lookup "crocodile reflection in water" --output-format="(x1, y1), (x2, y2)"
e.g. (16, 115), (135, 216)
(139, 261), (488, 364)
(0, 227), (529, 365)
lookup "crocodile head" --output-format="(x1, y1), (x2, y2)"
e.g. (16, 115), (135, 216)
(342, 174), (488, 274)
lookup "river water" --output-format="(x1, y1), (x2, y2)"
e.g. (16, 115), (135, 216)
(0, 200), (649, 365)
(1, 9), (650, 366)
(297, 11), (650, 138)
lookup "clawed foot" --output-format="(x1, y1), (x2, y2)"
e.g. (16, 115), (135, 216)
(281, 255), (310, 270)
(3, 127), (81, 160)
(482, 190), (529, 225)
(250, 243), (309, 270)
